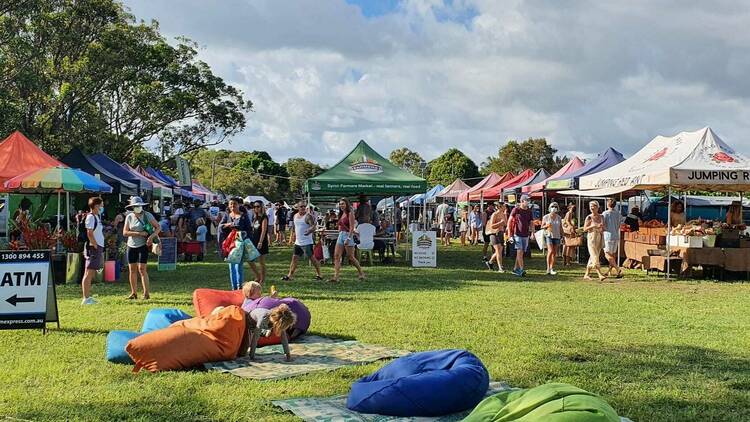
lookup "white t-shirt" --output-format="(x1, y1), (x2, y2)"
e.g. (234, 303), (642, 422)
(85, 213), (105, 247)
(294, 213), (314, 246)
(542, 213), (562, 239)
(266, 206), (275, 225)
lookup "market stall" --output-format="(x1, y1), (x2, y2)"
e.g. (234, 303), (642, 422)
(458, 172), (514, 203)
(61, 148), (138, 197)
(578, 127), (750, 277)
(436, 179), (470, 201)
(89, 153), (152, 197)
(522, 157), (584, 198)
(501, 168), (549, 202)
(481, 169), (535, 201)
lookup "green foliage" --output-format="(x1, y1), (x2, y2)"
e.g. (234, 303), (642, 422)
(389, 147), (424, 176)
(427, 148), (480, 186)
(482, 138), (568, 175)
(236, 151), (289, 195)
(0, 0), (252, 163)
(285, 157), (324, 200)
(189, 149), (278, 198)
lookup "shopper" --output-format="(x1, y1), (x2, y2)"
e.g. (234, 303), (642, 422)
(509, 195), (533, 277)
(469, 205), (481, 245)
(282, 201), (323, 281)
(221, 197), (252, 290)
(442, 211), (454, 246)
(250, 201), (269, 284)
(602, 198), (624, 278)
(331, 197), (365, 282)
(81, 197), (104, 305)
(481, 203), (496, 260)
(541, 202), (562, 275)
(459, 205), (469, 246)
(122, 196), (160, 300)
(486, 202), (508, 272)
(562, 203), (578, 266)
(583, 200), (607, 281)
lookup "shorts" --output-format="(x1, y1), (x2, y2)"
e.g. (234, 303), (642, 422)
(85, 245), (104, 270)
(546, 237), (561, 246)
(603, 232), (619, 254)
(513, 235), (529, 251)
(483, 232), (491, 243)
(127, 245), (149, 264)
(489, 233), (504, 245)
(337, 231), (354, 246)
(276, 223), (286, 234)
(294, 244), (314, 258)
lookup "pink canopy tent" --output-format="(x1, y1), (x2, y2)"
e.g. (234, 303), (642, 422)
(481, 169), (535, 200)
(521, 157), (585, 197)
(458, 172), (515, 202)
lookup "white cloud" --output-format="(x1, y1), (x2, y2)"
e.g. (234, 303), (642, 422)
(123, 0), (750, 166)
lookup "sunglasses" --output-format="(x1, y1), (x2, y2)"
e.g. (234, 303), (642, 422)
(253, 205), (262, 208)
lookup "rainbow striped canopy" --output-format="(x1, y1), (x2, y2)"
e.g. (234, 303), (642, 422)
(3, 166), (113, 193)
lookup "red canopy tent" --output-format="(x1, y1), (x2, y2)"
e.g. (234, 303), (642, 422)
(458, 172), (516, 202)
(521, 157), (585, 197)
(481, 169), (535, 200)
(0, 131), (66, 187)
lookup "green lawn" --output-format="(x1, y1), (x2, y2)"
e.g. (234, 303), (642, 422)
(1, 244), (749, 421)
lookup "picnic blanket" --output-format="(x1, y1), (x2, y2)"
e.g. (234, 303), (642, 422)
(204, 335), (409, 380)
(272, 382), (635, 422)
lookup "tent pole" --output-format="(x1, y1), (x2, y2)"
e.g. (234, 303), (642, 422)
(577, 194), (582, 264)
(56, 191), (61, 232)
(66, 192), (70, 232)
(666, 187), (672, 279)
(423, 188), (428, 231)
(618, 192), (622, 266)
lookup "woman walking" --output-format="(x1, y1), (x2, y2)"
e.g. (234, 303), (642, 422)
(583, 200), (607, 281)
(541, 202), (562, 275)
(485, 202), (508, 272)
(459, 205), (469, 246)
(331, 198), (365, 282)
(562, 203), (578, 266)
(250, 201), (269, 284)
(469, 205), (482, 245)
(221, 197), (252, 290)
(122, 196), (160, 300)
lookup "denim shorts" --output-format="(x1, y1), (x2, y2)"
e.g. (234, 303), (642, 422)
(337, 231), (353, 246)
(546, 237), (561, 246)
(513, 235), (529, 251)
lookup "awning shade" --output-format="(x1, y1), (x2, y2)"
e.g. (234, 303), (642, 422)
(0, 131), (67, 187)
(61, 148), (138, 196)
(546, 148), (625, 191)
(481, 169), (535, 200)
(522, 157), (585, 194)
(436, 178), (470, 199)
(90, 153), (152, 194)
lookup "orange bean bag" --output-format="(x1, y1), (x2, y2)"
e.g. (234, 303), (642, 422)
(192, 288), (279, 347)
(125, 305), (247, 373)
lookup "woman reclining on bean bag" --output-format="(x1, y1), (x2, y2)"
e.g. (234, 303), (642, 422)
(462, 382), (620, 422)
(347, 349), (490, 417)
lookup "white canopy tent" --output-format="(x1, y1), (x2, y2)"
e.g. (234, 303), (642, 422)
(578, 127), (750, 195)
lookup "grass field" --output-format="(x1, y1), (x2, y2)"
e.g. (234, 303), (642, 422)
(1, 244), (749, 421)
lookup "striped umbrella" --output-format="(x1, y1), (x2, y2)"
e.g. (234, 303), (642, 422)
(4, 166), (113, 231)
(3, 166), (113, 193)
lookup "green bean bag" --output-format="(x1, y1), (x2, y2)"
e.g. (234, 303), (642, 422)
(462, 383), (619, 422)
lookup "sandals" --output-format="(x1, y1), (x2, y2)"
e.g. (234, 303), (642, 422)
(314, 275), (323, 281)
(328, 278), (338, 283)
(126, 293), (137, 300)
(358, 274), (366, 281)
(281, 276), (290, 281)
(143, 293), (150, 300)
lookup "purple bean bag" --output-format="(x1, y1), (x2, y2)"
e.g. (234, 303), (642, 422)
(242, 296), (311, 338)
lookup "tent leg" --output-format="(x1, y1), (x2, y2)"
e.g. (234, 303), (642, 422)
(577, 195), (582, 264)
(423, 189), (428, 231)
(666, 188), (672, 279)
(618, 192), (622, 266)
(66, 192), (70, 232)
(56, 192), (61, 232)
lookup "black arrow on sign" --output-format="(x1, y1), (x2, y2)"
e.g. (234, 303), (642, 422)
(5, 294), (34, 306)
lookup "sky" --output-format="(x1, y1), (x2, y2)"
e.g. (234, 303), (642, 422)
(123, 0), (750, 166)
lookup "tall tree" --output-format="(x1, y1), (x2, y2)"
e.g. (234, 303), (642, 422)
(189, 149), (282, 198)
(427, 149), (480, 186)
(235, 151), (290, 195)
(389, 147), (424, 176)
(0, 0), (252, 162)
(285, 158), (324, 200)
(482, 138), (568, 175)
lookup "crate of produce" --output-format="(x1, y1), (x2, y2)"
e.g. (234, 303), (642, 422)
(668, 235), (703, 248)
(648, 235), (666, 245)
(703, 235), (717, 248)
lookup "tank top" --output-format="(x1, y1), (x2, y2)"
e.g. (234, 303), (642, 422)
(294, 212), (314, 246)
(338, 211), (351, 232)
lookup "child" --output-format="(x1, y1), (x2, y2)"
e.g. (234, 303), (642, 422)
(443, 212), (454, 246)
(195, 218), (207, 261)
(247, 303), (297, 361)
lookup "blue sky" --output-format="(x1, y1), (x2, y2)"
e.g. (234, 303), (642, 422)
(123, 0), (750, 165)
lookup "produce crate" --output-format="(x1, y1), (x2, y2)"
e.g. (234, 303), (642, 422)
(649, 235), (666, 245)
(668, 235), (703, 248)
(641, 227), (667, 236)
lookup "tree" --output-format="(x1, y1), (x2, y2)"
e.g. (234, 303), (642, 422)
(235, 151), (289, 196)
(189, 149), (283, 198)
(0, 0), (252, 162)
(389, 147), (424, 176)
(427, 149), (480, 186)
(482, 138), (568, 175)
(285, 158), (324, 200)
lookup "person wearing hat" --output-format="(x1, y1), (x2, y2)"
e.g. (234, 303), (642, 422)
(508, 195), (533, 277)
(541, 202), (563, 275)
(122, 196), (160, 300)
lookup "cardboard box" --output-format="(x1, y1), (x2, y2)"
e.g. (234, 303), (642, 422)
(641, 227), (667, 236)
(668, 235), (703, 248)
(648, 235), (666, 245)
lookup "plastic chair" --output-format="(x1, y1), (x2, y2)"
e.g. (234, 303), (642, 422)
(356, 223), (376, 265)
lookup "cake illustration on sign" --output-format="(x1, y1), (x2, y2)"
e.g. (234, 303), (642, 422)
(416, 234), (432, 248)
(349, 154), (383, 174)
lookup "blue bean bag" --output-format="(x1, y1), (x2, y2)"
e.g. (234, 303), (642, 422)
(106, 308), (192, 364)
(346, 349), (490, 417)
(106, 331), (142, 364)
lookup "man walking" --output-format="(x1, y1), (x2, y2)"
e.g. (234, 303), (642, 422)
(81, 197), (104, 305)
(509, 195), (533, 277)
(602, 198), (624, 278)
(281, 202), (323, 281)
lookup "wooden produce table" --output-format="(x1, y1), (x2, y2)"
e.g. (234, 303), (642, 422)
(623, 241), (663, 267)
(671, 247), (725, 275)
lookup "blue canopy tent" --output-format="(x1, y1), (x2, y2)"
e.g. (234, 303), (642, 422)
(409, 184), (445, 205)
(545, 147), (625, 191)
(60, 148), (138, 196)
(145, 167), (194, 199)
(89, 153), (151, 196)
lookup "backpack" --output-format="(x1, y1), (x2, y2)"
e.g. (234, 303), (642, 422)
(77, 213), (98, 243)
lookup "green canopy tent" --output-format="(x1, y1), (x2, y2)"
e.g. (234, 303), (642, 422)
(305, 140), (428, 261)
(305, 140), (427, 197)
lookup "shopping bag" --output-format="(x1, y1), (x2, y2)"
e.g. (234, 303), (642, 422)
(66, 252), (82, 284)
(243, 239), (261, 263)
(322, 242), (331, 261)
(104, 261), (117, 282)
(151, 242), (162, 256)
(313, 242), (324, 261)
(534, 229), (546, 251)
(222, 229), (238, 258)
(226, 238), (245, 264)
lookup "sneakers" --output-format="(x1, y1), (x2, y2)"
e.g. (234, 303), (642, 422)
(497, 267), (505, 273)
(81, 297), (98, 305)
(549, 269), (558, 275)
(484, 260), (494, 270)
(281, 276), (290, 281)
(512, 268), (524, 277)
